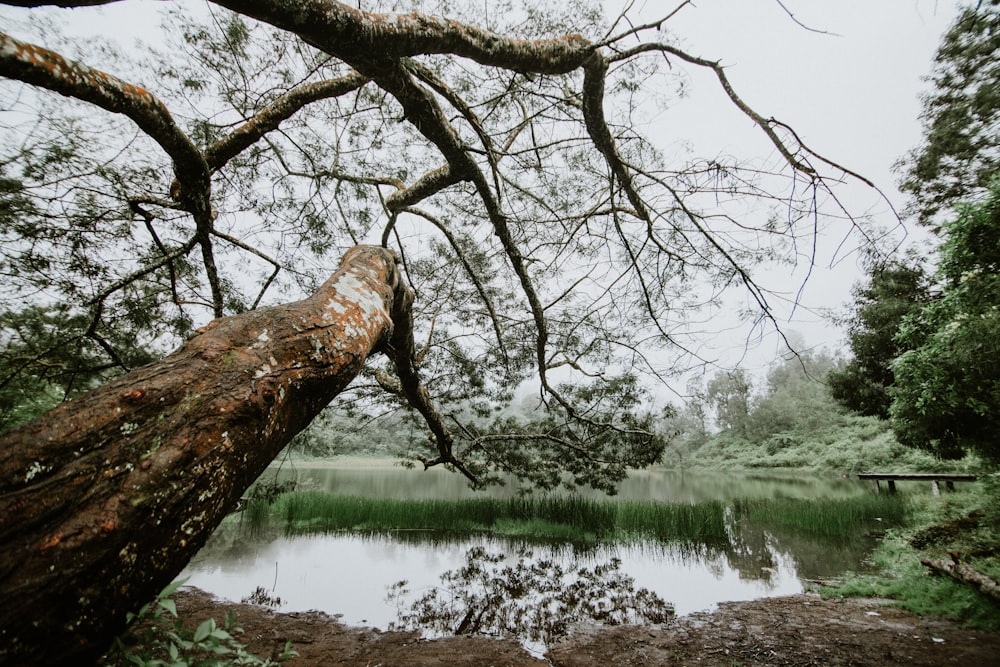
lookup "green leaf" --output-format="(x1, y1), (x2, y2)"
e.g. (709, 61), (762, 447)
(193, 618), (216, 643)
(158, 598), (177, 617)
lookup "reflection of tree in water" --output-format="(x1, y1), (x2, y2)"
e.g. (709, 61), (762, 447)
(721, 512), (781, 584)
(388, 546), (673, 645)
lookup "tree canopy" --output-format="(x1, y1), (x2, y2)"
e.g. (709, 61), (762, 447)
(891, 180), (1000, 461)
(898, 1), (1000, 228)
(826, 257), (931, 419)
(0, 0), (880, 491)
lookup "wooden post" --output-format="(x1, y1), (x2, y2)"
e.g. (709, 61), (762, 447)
(932, 480), (941, 496)
(888, 479), (897, 494)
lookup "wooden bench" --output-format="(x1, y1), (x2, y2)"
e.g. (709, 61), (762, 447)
(857, 472), (977, 495)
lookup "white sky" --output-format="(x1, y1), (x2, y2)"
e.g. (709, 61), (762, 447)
(609, 0), (957, 374)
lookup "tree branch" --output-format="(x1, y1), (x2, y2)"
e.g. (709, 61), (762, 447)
(383, 266), (479, 485)
(211, 0), (592, 75)
(204, 71), (370, 171)
(0, 32), (211, 202)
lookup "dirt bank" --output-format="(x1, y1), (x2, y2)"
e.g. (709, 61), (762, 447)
(172, 587), (1000, 665)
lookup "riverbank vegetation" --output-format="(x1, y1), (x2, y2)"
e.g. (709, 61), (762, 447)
(244, 491), (907, 547)
(282, 346), (980, 476)
(824, 477), (1000, 630)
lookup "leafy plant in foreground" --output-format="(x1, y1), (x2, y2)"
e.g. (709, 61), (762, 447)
(102, 579), (297, 666)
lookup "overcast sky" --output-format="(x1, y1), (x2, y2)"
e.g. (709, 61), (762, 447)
(610, 0), (958, 371)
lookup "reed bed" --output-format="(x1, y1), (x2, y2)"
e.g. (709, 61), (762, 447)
(730, 494), (909, 539)
(247, 490), (909, 546)
(268, 491), (734, 544)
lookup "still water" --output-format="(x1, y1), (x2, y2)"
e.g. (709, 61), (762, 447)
(180, 463), (880, 633)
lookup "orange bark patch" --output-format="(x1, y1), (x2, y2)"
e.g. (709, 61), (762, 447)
(39, 533), (61, 551)
(121, 389), (146, 402)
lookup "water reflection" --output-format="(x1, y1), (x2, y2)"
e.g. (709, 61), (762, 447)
(179, 467), (885, 649)
(181, 521), (813, 632)
(387, 546), (673, 647)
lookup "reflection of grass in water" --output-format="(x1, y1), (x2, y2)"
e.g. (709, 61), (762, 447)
(732, 495), (910, 538)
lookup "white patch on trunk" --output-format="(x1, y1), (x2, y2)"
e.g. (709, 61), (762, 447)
(253, 329), (270, 348)
(323, 272), (386, 322)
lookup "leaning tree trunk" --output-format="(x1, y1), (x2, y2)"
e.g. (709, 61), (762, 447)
(0, 245), (401, 666)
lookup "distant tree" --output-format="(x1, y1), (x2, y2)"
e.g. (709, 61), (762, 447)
(898, 2), (1000, 227)
(706, 369), (753, 436)
(891, 181), (1000, 461)
(746, 350), (840, 444)
(827, 257), (931, 418)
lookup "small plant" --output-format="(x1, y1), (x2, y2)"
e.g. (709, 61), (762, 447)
(102, 579), (297, 666)
(242, 586), (284, 609)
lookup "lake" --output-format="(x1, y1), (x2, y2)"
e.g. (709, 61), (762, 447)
(179, 462), (895, 644)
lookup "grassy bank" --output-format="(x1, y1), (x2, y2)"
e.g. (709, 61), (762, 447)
(821, 479), (1000, 629)
(685, 414), (981, 473)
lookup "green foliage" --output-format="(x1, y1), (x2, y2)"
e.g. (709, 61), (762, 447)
(0, 305), (158, 431)
(102, 580), (297, 666)
(681, 351), (971, 473)
(689, 412), (971, 473)
(891, 181), (1000, 461)
(290, 375), (667, 495)
(744, 352), (839, 442)
(827, 259), (931, 418)
(284, 405), (427, 459)
(898, 2), (1000, 227)
(705, 369), (753, 435)
(239, 477), (298, 537)
(824, 485), (1000, 629)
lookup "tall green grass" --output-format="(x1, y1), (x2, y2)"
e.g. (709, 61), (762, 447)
(259, 491), (903, 546)
(731, 494), (909, 539)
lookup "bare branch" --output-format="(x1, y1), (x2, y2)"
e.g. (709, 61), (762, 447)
(599, 1), (692, 47)
(204, 71), (370, 171)
(608, 42), (817, 176)
(398, 205), (510, 369)
(383, 271), (480, 486)
(774, 0), (840, 36)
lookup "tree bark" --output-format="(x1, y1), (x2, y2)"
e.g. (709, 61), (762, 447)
(0, 245), (401, 666)
(921, 555), (1000, 604)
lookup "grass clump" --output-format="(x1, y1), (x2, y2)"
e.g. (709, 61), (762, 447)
(270, 491), (731, 545)
(732, 494), (909, 539)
